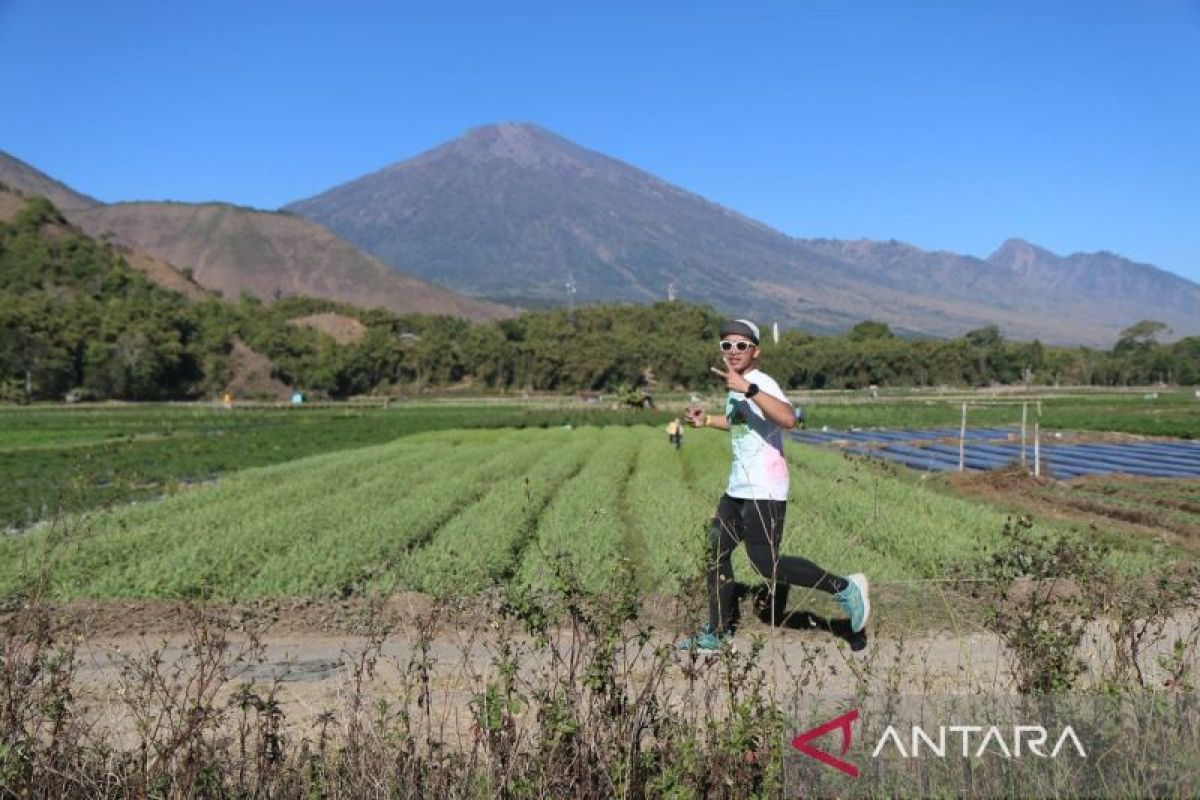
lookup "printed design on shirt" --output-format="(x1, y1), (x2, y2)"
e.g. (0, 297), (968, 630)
(725, 396), (749, 435)
(724, 370), (792, 501)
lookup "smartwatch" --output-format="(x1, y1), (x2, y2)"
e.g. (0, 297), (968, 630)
(745, 383), (760, 398)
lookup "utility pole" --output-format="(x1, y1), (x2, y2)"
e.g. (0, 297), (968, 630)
(1021, 403), (1028, 470)
(566, 272), (577, 324)
(1034, 400), (1042, 477)
(959, 403), (967, 472)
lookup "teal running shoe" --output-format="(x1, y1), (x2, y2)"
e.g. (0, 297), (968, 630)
(834, 573), (871, 633)
(675, 623), (734, 654)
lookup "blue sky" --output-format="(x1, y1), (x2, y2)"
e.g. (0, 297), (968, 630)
(3, 0), (1199, 282)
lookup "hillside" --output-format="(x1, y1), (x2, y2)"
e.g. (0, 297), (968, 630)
(0, 185), (209, 300)
(801, 237), (1200, 343)
(70, 202), (513, 321)
(0, 150), (99, 212)
(0, 194), (220, 400)
(1, 193), (385, 402)
(0, 152), (512, 323)
(287, 123), (1200, 346)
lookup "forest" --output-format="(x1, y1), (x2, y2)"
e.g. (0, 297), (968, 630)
(3, 194), (1198, 401)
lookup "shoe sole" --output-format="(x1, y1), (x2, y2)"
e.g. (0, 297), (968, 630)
(848, 573), (870, 633)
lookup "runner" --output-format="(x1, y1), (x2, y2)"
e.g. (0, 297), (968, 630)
(666, 417), (683, 450)
(677, 319), (870, 652)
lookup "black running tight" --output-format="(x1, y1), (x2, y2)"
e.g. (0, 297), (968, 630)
(707, 494), (848, 633)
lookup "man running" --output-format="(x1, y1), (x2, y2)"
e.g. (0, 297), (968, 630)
(666, 418), (683, 450)
(677, 319), (870, 652)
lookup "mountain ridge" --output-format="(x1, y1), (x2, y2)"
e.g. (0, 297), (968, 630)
(6, 128), (1196, 347)
(0, 150), (100, 212)
(0, 152), (512, 322)
(70, 200), (513, 321)
(286, 123), (1200, 346)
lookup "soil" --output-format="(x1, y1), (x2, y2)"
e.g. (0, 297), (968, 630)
(288, 312), (368, 345)
(17, 592), (1197, 748)
(947, 468), (1200, 548)
(224, 338), (292, 400)
(120, 246), (211, 301)
(0, 189), (27, 222)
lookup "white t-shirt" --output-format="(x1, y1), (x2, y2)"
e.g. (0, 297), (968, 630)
(724, 369), (792, 501)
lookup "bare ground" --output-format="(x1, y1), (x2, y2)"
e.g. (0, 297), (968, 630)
(29, 591), (1199, 748)
(288, 312), (368, 345)
(224, 338), (292, 400)
(947, 468), (1200, 550)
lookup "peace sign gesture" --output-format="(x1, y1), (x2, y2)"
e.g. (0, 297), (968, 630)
(711, 357), (751, 394)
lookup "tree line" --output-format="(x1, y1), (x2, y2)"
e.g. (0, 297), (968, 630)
(2, 193), (1198, 402)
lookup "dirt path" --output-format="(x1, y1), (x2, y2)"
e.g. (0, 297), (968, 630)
(47, 596), (1196, 748)
(69, 625), (1002, 746)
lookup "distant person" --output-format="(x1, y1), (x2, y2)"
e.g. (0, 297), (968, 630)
(676, 319), (870, 653)
(666, 418), (683, 449)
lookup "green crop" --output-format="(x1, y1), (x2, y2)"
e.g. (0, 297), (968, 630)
(0, 403), (670, 530)
(517, 427), (643, 593)
(394, 428), (599, 596)
(0, 424), (1162, 602)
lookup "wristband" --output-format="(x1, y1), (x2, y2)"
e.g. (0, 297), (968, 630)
(745, 383), (760, 398)
(705, 414), (713, 427)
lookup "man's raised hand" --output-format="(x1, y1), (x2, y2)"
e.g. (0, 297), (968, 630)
(711, 358), (750, 393)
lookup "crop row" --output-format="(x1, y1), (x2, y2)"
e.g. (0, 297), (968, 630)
(1, 430), (550, 598)
(621, 434), (721, 590)
(390, 428), (601, 596)
(779, 447), (1158, 581)
(0, 425), (1160, 602)
(0, 403), (670, 530)
(516, 427), (644, 592)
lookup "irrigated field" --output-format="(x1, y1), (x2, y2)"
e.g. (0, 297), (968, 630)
(5, 392), (1194, 533)
(789, 388), (1200, 438)
(3, 402), (1197, 799)
(0, 403), (670, 531)
(0, 423), (1161, 603)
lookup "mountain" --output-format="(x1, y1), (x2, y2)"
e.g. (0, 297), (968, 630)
(986, 238), (1200, 323)
(800, 238), (1200, 344)
(0, 151), (512, 322)
(287, 123), (1200, 345)
(0, 150), (99, 212)
(69, 202), (512, 321)
(286, 123), (822, 309)
(0, 185), (209, 301)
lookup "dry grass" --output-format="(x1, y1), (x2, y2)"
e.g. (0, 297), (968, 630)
(4, 514), (1199, 797)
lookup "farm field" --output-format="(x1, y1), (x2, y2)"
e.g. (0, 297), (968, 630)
(0, 422), (1166, 605)
(950, 470), (1200, 553)
(3, 399), (1197, 798)
(2, 390), (1196, 534)
(777, 388), (1200, 438)
(0, 402), (669, 531)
